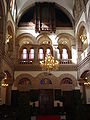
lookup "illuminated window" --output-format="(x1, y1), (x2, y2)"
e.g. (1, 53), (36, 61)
(39, 48), (44, 59)
(46, 48), (51, 56)
(29, 48), (34, 59)
(22, 48), (28, 59)
(57, 49), (60, 59)
(62, 49), (68, 59)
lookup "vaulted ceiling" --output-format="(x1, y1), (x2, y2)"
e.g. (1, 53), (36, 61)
(16, 0), (75, 19)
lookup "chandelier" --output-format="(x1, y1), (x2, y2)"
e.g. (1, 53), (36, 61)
(2, 72), (8, 87)
(40, 54), (59, 72)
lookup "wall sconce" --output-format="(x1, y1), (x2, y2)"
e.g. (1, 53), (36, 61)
(6, 34), (12, 43)
(80, 34), (87, 43)
(2, 72), (8, 87)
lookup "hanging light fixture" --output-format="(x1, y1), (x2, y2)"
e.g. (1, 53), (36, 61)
(40, 54), (59, 72)
(2, 72), (8, 87)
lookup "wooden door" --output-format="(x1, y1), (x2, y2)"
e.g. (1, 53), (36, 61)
(39, 89), (53, 114)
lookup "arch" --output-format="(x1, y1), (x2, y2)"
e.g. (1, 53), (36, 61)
(58, 73), (77, 86)
(7, 21), (14, 35)
(40, 78), (52, 85)
(59, 73), (77, 91)
(37, 33), (52, 45)
(80, 70), (90, 79)
(57, 33), (75, 44)
(16, 33), (36, 46)
(60, 78), (73, 85)
(17, 1), (74, 27)
(35, 72), (58, 89)
(76, 21), (88, 53)
(6, 21), (15, 52)
(76, 21), (87, 38)
(36, 72), (57, 81)
(14, 73), (34, 87)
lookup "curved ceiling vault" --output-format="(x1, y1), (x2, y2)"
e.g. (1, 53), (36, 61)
(16, 0), (75, 21)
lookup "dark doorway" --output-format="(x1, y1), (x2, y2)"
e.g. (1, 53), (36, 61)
(39, 89), (53, 114)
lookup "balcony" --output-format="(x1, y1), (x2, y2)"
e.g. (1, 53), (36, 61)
(15, 59), (77, 71)
(18, 59), (74, 65)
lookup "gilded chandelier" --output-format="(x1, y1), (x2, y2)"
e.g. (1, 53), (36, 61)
(40, 54), (59, 72)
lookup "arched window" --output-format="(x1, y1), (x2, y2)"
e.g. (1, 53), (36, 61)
(22, 48), (28, 59)
(46, 48), (51, 56)
(61, 78), (73, 85)
(29, 48), (34, 59)
(39, 48), (44, 59)
(57, 49), (60, 59)
(62, 48), (68, 59)
(18, 78), (31, 87)
(40, 78), (52, 85)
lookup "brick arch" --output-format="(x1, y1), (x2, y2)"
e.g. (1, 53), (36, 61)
(14, 73), (34, 87)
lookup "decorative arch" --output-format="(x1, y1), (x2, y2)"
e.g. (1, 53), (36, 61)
(80, 70), (90, 79)
(77, 21), (87, 38)
(76, 21), (88, 53)
(16, 33), (36, 46)
(14, 73), (34, 87)
(6, 21), (15, 52)
(57, 33), (75, 41)
(37, 33), (52, 45)
(59, 73), (77, 87)
(7, 21), (14, 34)
(35, 72), (58, 89)
(59, 73), (77, 91)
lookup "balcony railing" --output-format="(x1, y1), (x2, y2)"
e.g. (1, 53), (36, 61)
(18, 59), (74, 65)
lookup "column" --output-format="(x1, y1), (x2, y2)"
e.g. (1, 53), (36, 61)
(0, 72), (5, 105)
(5, 85), (12, 105)
(34, 45), (39, 64)
(78, 79), (86, 104)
